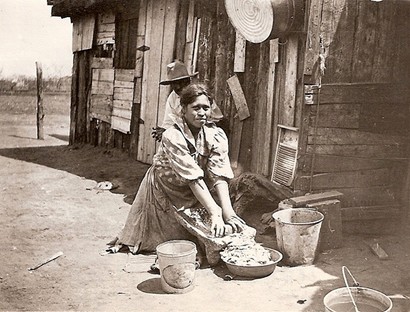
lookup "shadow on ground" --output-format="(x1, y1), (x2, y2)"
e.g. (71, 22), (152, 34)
(49, 133), (69, 142)
(0, 144), (150, 204)
(1, 143), (409, 311)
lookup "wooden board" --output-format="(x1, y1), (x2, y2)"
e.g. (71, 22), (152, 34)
(281, 35), (298, 126)
(371, 3), (396, 82)
(92, 68), (115, 83)
(99, 12), (115, 24)
(306, 144), (407, 159)
(174, 0), (189, 61)
(91, 57), (113, 69)
(303, 0), (323, 76)
(262, 39), (279, 176)
(72, 15), (95, 52)
(74, 50), (92, 144)
(158, 0), (179, 130)
(90, 68), (114, 123)
(112, 107), (132, 120)
(227, 75), (250, 121)
(111, 116), (132, 134)
(230, 116), (243, 169)
(184, 0), (196, 73)
(135, 0), (147, 78)
(138, 0), (166, 163)
(111, 69), (135, 134)
(91, 81), (114, 95)
(309, 104), (360, 129)
(113, 99), (133, 110)
(234, 31), (246, 73)
(351, 1), (378, 82)
(296, 168), (392, 191)
(186, 0), (195, 43)
(315, 83), (409, 105)
(251, 40), (270, 175)
(341, 204), (402, 221)
(90, 95), (112, 109)
(359, 102), (409, 136)
(300, 153), (390, 174)
(322, 0), (356, 83)
(196, 6), (214, 84)
(306, 199), (342, 251)
(96, 14), (115, 45)
(288, 190), (344, 207)
(307, 127), (407, 146)
(115, 69), (135, 82)
(214, 1), (233, 116)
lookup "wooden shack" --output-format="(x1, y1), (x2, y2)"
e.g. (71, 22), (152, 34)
(49, 0), (410, 231)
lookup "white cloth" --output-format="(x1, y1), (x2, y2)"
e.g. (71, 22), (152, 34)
(161, 91), (181, 129)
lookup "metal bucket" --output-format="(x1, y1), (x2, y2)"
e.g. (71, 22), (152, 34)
(324, 266), (393, 312)
(156, 240), (197, 294)
(272, 208), (324, 266)
(324, 287), (393, 312)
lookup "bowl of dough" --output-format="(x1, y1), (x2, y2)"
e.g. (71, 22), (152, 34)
(220, 240), (282, 278)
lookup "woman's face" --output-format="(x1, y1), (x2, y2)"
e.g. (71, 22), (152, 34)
(183, 94), (211, 130)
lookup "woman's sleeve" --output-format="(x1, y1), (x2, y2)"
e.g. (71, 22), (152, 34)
(161, 129), (204, 181)
(207, 126), (234, 181)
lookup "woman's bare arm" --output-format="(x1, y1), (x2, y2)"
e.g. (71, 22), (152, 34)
(189, 179), (225, 237)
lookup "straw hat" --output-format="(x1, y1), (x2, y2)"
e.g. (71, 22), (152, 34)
(159, 60), (198, 85)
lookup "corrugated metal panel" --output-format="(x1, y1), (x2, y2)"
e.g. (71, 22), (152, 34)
(272, 125), (299, 187)
(272, 143), (297, 186)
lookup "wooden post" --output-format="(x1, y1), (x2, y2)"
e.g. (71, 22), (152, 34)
(36, 62), (44, 140)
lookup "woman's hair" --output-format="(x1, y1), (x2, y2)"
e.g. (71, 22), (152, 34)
(179, 83), (213, 108)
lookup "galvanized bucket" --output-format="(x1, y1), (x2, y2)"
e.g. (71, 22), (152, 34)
(272, 208), (324, 266)
(324, 267), (393, 312)
(156, 240), (197, 294)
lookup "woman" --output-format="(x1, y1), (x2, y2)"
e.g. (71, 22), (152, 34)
(108, 83), (245, 259)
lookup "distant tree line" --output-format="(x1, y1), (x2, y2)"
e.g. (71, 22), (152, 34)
(0, 75), (71, 93)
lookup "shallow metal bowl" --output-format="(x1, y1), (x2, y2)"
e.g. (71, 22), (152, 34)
(222, 248), (282, 278)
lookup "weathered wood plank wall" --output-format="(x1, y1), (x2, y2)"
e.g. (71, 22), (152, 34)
(193, 0), (304, 176)
(67, 0), (305, 178)
(298, 0), (410, 224)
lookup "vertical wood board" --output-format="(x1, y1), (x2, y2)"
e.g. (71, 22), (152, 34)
(138, 0), (166, 163)
(251, 41), (270, 175)
(323, 0), (355, 83)
(304, 0), (324, 76)
(234, 31), (246, 73)
(351, 0), (378, 82)
(72, 15), (95, 52)
(135, 0), (148, 77)
(281, 35), (298, 126)
(263, 39), (279, 176)
(158, 0), (179, 129)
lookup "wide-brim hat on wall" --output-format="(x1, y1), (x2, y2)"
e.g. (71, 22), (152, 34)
(159, 60), (198, 85)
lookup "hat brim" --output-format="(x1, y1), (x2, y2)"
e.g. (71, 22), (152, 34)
(159, 72), (198, 85)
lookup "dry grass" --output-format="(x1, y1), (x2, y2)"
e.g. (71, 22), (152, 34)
(0, 92), (70, 116)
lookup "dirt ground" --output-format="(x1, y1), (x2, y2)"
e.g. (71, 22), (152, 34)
(1, 94), (410, 311)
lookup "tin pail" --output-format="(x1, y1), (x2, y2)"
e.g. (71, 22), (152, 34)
(272, 208), (324, 266)
(156, 240), (197, 294)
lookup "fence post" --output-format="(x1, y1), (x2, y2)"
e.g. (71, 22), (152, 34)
(36, 62), (44, 140)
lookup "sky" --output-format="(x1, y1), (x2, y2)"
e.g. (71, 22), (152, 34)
(0, 0), (72, 78)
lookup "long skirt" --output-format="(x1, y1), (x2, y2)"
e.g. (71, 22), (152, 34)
(114, 167), (196, 253)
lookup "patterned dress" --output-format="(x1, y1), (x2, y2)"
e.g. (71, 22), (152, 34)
(114, 117), (234, 254)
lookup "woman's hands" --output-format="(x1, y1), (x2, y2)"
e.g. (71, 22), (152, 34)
(210, 213), (245, 237)
(210, 213), (226, 237)
(225, 214), (246, 233)
(189, 178), (247, 238)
